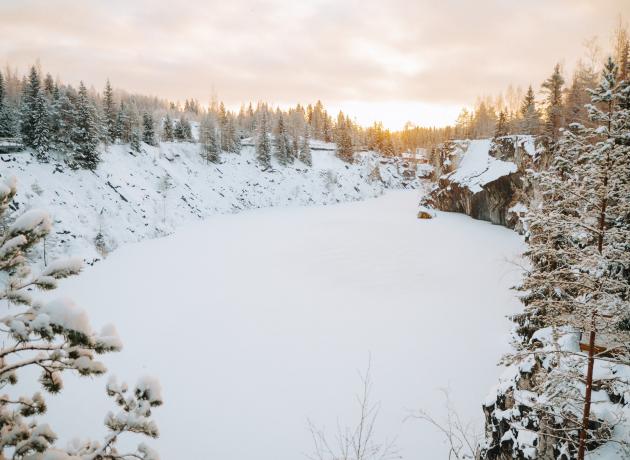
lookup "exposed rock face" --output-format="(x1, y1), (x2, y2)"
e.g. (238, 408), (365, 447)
(428, 171), (523, 227)
(424, 136), (539, 231)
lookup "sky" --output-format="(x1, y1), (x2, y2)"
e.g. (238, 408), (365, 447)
(0, 0), (628, 129)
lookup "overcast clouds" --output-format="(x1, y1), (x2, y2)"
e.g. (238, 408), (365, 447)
(0, 0), (628, 127)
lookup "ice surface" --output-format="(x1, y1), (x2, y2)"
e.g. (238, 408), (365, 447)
(35, 190), (524, 460)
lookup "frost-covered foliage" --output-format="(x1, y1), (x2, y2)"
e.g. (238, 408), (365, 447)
(0, 178), (161, 460)
(481, 58), (630, 459)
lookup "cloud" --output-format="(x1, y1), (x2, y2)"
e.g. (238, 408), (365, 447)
(0, 0), (627, 127)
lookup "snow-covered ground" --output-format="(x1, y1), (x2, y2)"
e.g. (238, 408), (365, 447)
(0, 143), (416, 262)
(38, 190), (525, 459)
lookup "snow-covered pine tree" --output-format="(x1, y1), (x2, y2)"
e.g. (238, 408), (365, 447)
(30, 89), (51, 161)
(103, 79), (117, 143)
(299, 124), (312, 166)
(72, 82), (100, 170)
(173, 118), (185, 142)
(494, 111), (508, 138)
(274, 112), (291, 165)
(0, 71), (16, 137)
(0, 178), (162, 460)
(115, 101), (131, 144)
(519, 85), (540, 135)
(218, 102), (230, 151)
(482, 57), (630, 459)
(19, 67), (40, 147)
(226, 117), (240, 153)
(162, 113), (174, 142)
(541, 63), (565, 145)
(51, 88), (78, 154)
(199, 115), (220, 163)
(182, 117), (193, 142)
(255, 109), (272, 169)
(335, 113), (354, 163)
(142, 112), (156, 146)
(43, 73), (55, 97)
(130, 127), (142, 153)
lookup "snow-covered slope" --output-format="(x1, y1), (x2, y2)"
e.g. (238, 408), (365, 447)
(0, 143), (417, 261)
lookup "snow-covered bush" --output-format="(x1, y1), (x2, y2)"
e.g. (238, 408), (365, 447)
(0, 178), (162, 459)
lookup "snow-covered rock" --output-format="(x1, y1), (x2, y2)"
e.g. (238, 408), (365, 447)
(423, 136), (541, 230)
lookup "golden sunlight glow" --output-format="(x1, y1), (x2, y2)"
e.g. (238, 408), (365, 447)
(328, 101), (462, 130)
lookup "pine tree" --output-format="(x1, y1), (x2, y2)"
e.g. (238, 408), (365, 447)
(541, 63), (565, 144)
(30, 89), (51, 161)
(0, 71), (16, 137)
(130, 127), (142, 152)
(72, 81), (100, 170)
(494, 110), (508, 138)
(51, 88), (78, 154)
(255, 110), (271, 168)
(115, 101), (131, 143)
(162, 113), (174, 141)
(43, 73), (55, 97)
(103, 79), (117, 143)
(174, 117), (185, 141)
(274, 112), (291, 165)
(142, 112), (156, 146)
(520, 85), (540, 135)
(335, 113), (354, 163)
(299, 124), (312, 166)
(0, 178), (163, 460)
(199, 115), (220, 163)
(484, 57), (630, 459)
(182, 117), (193, 142)
(19, 66), (41, 148)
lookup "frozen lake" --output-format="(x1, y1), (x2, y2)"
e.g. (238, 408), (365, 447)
(46, 190), (524, 459)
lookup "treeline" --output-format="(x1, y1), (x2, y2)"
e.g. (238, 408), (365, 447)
(0, 65), (395, 170)
(451, 29), (629, 145)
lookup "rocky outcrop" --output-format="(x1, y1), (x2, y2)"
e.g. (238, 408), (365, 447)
(428, 171), (523, 227)
(424, 136), (539, 230)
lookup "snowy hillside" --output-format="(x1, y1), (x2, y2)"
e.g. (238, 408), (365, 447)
(0, 143), (418, 261)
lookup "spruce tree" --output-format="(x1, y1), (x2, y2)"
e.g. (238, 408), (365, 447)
(182, 117), (193, 142)
(72, 82), (100, 170)
(130, 127), (142, 152)
(255, 110), (271, 168)
(162, 113), (174, 141)
(199, 115), (220, 163)
(274, 112), (290, 165)
(493, 111), (508, 138)
(299, 124), (312, 166)
(103, 79), (117, 143)
(335, 113), (354, 163)
(19, 66), (41, 147)
(51, 88), (78, 153)
(115, 101), (131, 143)
(0, 71), (16, 137)
(173, 118), (185, 141)
(30, 89), (51, 161)
(520, 85), (540, 135)
(541, 63), (565, 144)
(142, 112), (156, 146)
(43, 73), (55, 97)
